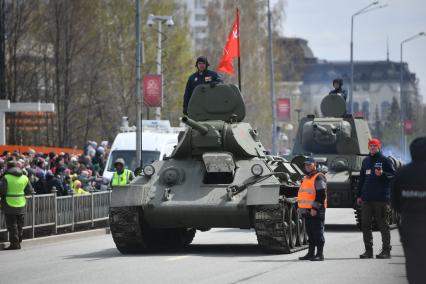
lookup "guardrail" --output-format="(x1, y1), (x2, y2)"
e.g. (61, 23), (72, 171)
(0, 191), (111, 239)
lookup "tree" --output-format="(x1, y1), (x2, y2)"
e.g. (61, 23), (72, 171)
(372, 105), (383, 139)
(382, 96), (401, 149)
(0, 0), (195, 147)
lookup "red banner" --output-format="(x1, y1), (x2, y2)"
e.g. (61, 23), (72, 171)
(277, 98), (291, 121)
(404, 120), (413, 135)
(354, 112), (365, 118)
(217, 8), (240, 76)
(143, 74), (162, 107)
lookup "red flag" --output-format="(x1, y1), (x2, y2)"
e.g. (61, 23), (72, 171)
(217, 9), (240, 76)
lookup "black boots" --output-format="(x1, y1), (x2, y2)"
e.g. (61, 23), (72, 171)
(299, 243), (315, 260)
(311, 244), (324, 261)
(359, 248), (373, 259)
(299, 243), (324, 261)
(360, 247), (391, 259)
(376, 247), (392, 259)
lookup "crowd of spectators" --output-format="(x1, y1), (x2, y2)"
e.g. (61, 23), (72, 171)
(0, 141), (109, 196)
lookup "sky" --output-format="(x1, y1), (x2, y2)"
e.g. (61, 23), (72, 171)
(283, 0), (426, 102)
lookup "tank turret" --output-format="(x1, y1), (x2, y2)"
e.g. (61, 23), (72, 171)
(320, 93), (347, 117)
(173, 84), (266, 159)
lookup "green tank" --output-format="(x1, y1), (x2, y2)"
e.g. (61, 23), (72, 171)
(109, 84), (308, 254)
(290, 94), (400, 228)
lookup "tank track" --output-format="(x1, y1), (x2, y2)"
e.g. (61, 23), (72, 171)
(254, 200), (308, 254)
(109, 206), (147, 254)
(109, 206), (196, 254)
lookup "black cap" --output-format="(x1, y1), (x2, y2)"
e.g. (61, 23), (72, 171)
(333, 78), (343, 86)
(304, 157), (316, 164)
(195, 56), (209, 67)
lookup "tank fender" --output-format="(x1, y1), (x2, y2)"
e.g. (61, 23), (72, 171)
(110, 185), (147, 207)
(246, 183), (280, 205)
(325, 171), (351, 183)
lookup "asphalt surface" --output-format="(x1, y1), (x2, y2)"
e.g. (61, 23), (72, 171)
(0, 209), (406, 284)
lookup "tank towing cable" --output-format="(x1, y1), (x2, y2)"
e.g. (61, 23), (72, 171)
(226, 172), (298, 200)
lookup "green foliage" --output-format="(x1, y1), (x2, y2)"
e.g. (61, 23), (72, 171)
(372, 105), (383, 139)
(2, 0), (193, 147)
(382, 96), (401, 149)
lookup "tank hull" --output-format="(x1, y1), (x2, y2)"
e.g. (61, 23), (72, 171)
(109, 157), (307, 254)
(111, 159), (280, 229)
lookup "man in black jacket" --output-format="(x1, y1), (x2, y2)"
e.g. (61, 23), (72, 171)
(183, 56), (222, 115)
(391, 137), (426, 284)
(357, 138), (396, 259)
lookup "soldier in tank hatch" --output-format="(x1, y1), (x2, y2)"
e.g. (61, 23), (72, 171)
(329, 78), (348, 102)
(183, 56), (222, 115)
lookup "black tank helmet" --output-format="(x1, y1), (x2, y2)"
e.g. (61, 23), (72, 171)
(195, 56), (209, 68)
(333, 78), (343, 87)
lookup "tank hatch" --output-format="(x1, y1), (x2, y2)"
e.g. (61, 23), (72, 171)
(187, 84), (246, 122)
(320, 94), (347, 117)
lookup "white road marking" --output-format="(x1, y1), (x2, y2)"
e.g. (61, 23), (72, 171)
(166, 255), (191, 261)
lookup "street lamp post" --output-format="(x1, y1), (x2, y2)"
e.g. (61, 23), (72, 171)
(349, 2), (387, 113)
(147, 14), (174, 121)
(399, 32), (425, 159)
(267, 0), (278, 155)
(135, 0), (142, 167)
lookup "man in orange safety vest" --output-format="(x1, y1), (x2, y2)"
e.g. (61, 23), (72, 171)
(297, 157), (327, 261)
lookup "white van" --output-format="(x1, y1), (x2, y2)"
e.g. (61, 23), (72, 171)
(102, 120), (182, 184)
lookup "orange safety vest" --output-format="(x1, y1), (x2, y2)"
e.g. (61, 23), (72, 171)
(297, 172), (327, 209)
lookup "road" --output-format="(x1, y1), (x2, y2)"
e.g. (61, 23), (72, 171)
(0, 209), (406, 284)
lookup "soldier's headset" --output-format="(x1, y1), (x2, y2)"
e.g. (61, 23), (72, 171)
(195, 57), (209, 68)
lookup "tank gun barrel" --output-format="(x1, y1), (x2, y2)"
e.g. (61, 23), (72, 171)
(313, 124), (330, 135)
(181, 116), (209, 135)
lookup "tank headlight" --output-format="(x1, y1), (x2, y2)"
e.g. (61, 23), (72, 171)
(331, 158), (348, 172)
(143, 165), (155, 177)
(251, 164), (264, 176)
(162, 167), (180, 185)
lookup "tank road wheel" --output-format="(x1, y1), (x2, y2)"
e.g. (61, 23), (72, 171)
(355, 204), (398, 231)
(388, 207), (399, 229)
(166, 228), (196, 249)
(295, 207), (306, 246)
(302, 218), (308, 245)
(253, 202), (308, 254)
(109, 206), (147, 254)
(354, 205), (362, 230)
(287, 204), (298, 249)
(180, 228), (196, 246)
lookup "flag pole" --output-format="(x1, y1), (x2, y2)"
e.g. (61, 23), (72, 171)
(236, 8), (241, 91)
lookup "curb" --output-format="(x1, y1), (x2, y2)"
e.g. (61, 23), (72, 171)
(0, 227), (110, 250)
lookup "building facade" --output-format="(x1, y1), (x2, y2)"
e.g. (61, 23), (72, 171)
(184, 0), (209, 51)
(301, 60), (421, 125)
(275, 37), (422, 153)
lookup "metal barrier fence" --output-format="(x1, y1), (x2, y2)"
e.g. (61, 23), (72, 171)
(0, 191), (111, 239)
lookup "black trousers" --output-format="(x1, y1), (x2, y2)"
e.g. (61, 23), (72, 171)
(305, 215), (325, 246)
(400, 216), (425, 284)
(361, 201), (391, 250)
(5, 214), (25, 245)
